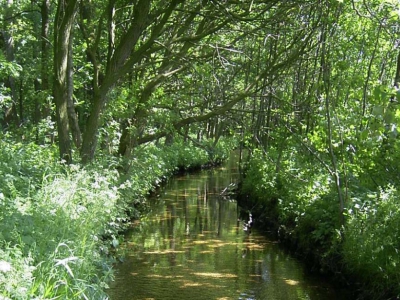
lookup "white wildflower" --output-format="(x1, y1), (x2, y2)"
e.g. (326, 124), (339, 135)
(0, 261), (12, 273)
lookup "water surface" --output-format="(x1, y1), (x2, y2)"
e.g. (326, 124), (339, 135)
(108, 158), (348, 300)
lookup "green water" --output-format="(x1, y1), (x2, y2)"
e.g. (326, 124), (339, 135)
(107, 157), (350, 300)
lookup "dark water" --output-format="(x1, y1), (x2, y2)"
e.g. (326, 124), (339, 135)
(107, 156), (350, 300)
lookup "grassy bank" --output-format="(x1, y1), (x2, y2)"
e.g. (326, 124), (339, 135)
(237, 148), (400, 300)
(0, 134), (236, 299)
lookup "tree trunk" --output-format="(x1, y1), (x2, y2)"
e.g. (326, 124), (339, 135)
(393, 50), (400, 90)
(2, 0), (19, 127)
(40, 0), (51, 119)
(53, 0), (79, 163)
(66, 29), (82, 148)
(80, 0), (153, 163)
(117, 120), (133, 158)
(319, 9), (345, 227)
(80, 92), (105, 164)
(18, 79), (23, 123)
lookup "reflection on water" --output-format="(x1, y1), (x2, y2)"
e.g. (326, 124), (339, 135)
(107, 157), (347, 300)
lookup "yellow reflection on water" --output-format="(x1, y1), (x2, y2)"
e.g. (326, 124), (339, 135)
(180, 281), (202, 287)
(177, 279), (226, 289)
(193, 272), (238, 278)
(243, 243), (265, 250)
(146, 274), (184, 279)
(207, 240), (232, 248)
(193, 240), (208, 244)
(284, 279), (300, 286)
(143, 250), (186, 254)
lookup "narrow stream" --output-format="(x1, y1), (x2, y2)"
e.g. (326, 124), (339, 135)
(107, 156), (349, 300)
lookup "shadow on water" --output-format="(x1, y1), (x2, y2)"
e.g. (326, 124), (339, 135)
(107, 155), (352, 300)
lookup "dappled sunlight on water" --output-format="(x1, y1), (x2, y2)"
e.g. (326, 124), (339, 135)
(107, 156), (350, 300)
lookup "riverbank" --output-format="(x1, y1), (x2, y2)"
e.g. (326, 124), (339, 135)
(0, 135), (235, 299)
(236, 149), (400, 300)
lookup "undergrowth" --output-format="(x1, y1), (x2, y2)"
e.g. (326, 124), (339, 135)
(239, 147), (400, 299)
(0, 134), (236, 299)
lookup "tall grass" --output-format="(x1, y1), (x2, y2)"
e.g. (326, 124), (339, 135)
(0, 166), (122, 299)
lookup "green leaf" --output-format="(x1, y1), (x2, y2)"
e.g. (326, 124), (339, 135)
(396, 90), (400, 102)
(372, 105), (384, 117)
(373, 86), (382, 101)
(359, 129), (368, 141)
(384, 110), (395, 124)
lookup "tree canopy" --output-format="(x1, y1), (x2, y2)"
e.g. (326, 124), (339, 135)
(3, 0), (400, 217)
(0, 0), (328, 163)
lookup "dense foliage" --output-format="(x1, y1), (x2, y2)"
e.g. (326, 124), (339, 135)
(236, 1), (400, 299)
(1, 0), (400, 299)
(0, 133), (234, 299)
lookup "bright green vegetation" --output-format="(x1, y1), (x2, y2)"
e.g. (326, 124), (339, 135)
(240, 146), (400, 299)
(237, 2), (400, 298)
(1, 0), (400, 299)
(0, 134), (235, 299)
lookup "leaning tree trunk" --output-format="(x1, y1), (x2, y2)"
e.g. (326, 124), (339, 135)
(80, 92), (106, 164)
(79, 0), (153, 164)
(53, 0), (79, 163)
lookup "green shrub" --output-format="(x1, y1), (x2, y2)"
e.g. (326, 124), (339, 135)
(240, 148), (344, 272)
(343, 186), (400, 298)
(241, 149), (280, 201)
(0, 137), (59, 198)
(0, 166), (124, 299)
